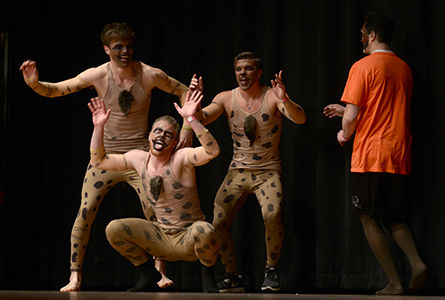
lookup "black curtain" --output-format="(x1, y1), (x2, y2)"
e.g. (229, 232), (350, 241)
(0, 0), (444, 293)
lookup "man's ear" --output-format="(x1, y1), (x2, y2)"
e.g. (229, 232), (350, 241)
(369, 31), (377, 42)
(104, 45), (111, 55)
(257, 68), (263, 80)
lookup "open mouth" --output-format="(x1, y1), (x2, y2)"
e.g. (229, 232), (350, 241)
(239, 77), (249, 86)
(152, 138), (167, 151)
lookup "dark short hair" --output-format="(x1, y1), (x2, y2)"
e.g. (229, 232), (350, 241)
(363, 11), (395, 44)
(233, 51), (263, 70)
(152, 115), (180, 139)
(100, 22), (135, 46)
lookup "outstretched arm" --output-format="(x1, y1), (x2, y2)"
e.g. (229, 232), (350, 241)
(20, 60), (91, 98)
(174, 89), (220, 166)
(323, 103), (345, 118)
(88, 97), (130, 171)
(271, 71), (306, 124)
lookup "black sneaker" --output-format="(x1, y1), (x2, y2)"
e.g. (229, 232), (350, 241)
(261, 265), (280, 292)
(217, 273), (245, 293)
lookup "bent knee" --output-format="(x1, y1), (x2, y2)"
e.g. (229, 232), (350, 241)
(105, 219), (124, 239)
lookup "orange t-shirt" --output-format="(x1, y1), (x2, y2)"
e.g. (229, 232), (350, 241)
(341, 52), (413, 175)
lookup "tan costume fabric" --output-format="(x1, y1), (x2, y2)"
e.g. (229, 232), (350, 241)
(106, 218), (219, 267)
(71, 62), (152, 271)
(138, 152), (206, 230)
(228, 87), (282, 171)
(102, 62), (151, 154)
(213, 87), (284, 273)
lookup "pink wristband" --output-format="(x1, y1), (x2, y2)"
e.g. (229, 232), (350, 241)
(280, 97), (289, 103)
(186, 115), (196, 122)
(342, 132), (349, 141)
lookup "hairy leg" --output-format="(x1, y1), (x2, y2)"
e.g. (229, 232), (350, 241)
(391, 222), (427, 291)
(360, 214), (403, 294)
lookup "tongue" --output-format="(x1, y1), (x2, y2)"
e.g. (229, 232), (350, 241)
(153, 142), (165, 151)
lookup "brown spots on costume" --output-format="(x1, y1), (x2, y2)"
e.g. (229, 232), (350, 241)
(172, 181), (183, 189)
(213, 169), (284, 272)
(253, 153), (262, 160)
(93, 181), (104, 189)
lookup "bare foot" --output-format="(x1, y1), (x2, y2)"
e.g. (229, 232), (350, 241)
(60, 270), (82, 292)
(410, 265), (427, 291)
(375, 284), (404, 295)
(154, 259), (174, 288)
(158, 273), (174, 288)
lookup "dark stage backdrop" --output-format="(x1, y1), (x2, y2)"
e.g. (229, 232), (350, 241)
(1, 0), (444, 294)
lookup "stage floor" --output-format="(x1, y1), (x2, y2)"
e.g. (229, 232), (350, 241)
(0, 291), (443, 300)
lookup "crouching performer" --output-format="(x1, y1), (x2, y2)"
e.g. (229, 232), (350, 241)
(88, 86), (220, 292)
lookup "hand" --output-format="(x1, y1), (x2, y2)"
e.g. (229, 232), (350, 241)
(271, 70), (288, 101)
(323, 104), (345, 118)
(337, 129), (348, 147)
(189, 74), (203, 92)
(174, 89), (203, 119)
(19, 60), (39, 87)
(88, 97), (111, 127)
(176, 129), (194, 149)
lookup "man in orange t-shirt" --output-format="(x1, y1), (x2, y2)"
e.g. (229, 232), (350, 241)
(337, 11), (427, 295)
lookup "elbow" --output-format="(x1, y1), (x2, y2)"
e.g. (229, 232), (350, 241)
(209, 144), (220, 160)
(298, 113), (307, 124)
(214, 146), (220, 159)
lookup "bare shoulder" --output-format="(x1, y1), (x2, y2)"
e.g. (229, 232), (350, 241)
(140, 62), (169, 89)
(78, 63), (108, 83)
(140, 62), (167, 79)
(125, 149), (148, 165)
(213, 90), (232, 109)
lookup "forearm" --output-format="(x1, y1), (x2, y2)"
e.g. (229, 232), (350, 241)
(188, 117), (220, 165)
(342, 117), (357, 140)
(28, 77), (86, 98)
(341, 104), (360, 140)
(280, 99), (306, 124)
(90, 126), (106, 168)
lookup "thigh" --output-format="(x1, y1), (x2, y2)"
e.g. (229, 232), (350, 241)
(350, 172), (408, 223)
(253, 170), (283, 218)
(212, 170), (249, 226)
(107, 218), (170, 257)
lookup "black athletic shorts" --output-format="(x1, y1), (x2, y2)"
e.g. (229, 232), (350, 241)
(350, 172), (410, 224)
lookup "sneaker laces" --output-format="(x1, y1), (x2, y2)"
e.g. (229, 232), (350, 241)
(265, 266), (278, 280)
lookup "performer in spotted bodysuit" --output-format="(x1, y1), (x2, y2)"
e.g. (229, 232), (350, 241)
(88, 83), (221, 292)
(194, 51), (306, 292)
(19, 22), (192, 292)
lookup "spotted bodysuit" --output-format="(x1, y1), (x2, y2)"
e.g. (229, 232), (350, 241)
(105, 152), (219, 266)
(70, 62), (153, 271)
(212, 87), (284, 274)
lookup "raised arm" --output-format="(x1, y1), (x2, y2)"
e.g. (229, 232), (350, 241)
(150, 68), (195, 148)
(271, 71), (306, 124)
(19, 60), (92, 98)
(174, 89), (220, 166)
(88, 97), (130, 171)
